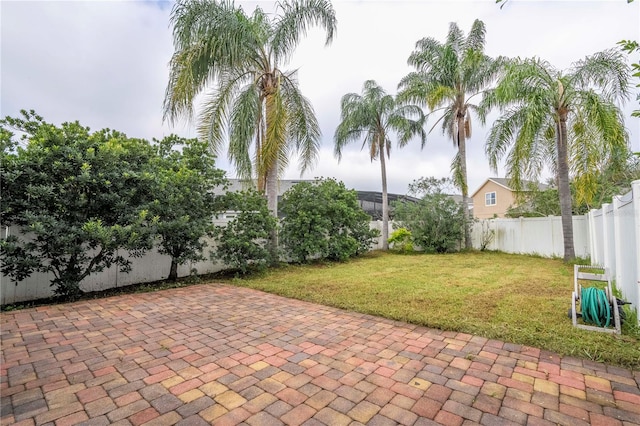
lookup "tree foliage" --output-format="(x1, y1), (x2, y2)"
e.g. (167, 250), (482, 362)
(212, 189), (277, 274)
(480, 49), (631, 260)
(149, 135), (227, 281)
(619, 39), (640, 118)
(507, 153), (640, 218)
(334, 80), (425, 250)
(280, 178), (378, 263)
(163, 0), (337, 244)
(398, 19), (502, 249)
(388, 228), (414, 253)
(393, 177), (465, 253)
(0, 111), (156, 298)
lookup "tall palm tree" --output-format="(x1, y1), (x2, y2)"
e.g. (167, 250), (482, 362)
(398, 19), (501, 249)
(480, 50), (630, 261)
(335, 80), (426, 250)
(163, 0), (337, 239)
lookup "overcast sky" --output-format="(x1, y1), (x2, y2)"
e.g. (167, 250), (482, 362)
(2, 0), (639, 195)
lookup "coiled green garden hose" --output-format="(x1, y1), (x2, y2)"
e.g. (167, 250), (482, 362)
(581, 287), (611, 327)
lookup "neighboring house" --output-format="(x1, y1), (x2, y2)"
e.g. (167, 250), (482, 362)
(470, 177), (548, 219)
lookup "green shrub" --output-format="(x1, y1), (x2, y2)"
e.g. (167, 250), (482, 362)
(394, 177), (464, 253)
(0, 111), (157, 298)
(280, 178), (378, 263)
(388, 228), (414, 253)
(212, 190), (277, 274)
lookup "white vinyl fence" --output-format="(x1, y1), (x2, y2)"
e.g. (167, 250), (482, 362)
(0, 218), (231, 305)
(470, 216), (591, 258)
(3, 181), (639, 319)
(471, 180), (640, 321)
(1, 219), (389, 305)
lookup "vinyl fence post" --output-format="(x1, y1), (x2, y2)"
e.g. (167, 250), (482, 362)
(632, 180), (640, 324)
(601, 203), (611, 272)
(613, 196), (623, 290)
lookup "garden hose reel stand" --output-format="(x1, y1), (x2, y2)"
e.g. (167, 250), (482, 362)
(570, 265), (622, 334)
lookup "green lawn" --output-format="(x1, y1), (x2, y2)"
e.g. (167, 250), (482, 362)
(223, 251), (640, 369)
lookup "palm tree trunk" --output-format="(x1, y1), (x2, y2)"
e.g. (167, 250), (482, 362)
(380, 148), (389, 250)
(263, 87), (280, 264)
(556, 118), (575, 261)
(265, 163), (279, 264)
(457, 115), (472, 250)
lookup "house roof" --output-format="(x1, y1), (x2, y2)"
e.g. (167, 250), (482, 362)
(470, 177), (549, 198)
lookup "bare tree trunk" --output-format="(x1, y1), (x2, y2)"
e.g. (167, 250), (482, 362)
(168, 258), (178, 282)
(556, 118), (575, 261)
(380, 148), (389, 250)
(457, 114), (472, 250)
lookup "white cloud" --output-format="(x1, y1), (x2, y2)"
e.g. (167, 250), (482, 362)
(2, 0), (639, 197)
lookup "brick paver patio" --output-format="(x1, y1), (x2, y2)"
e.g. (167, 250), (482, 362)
(1, 284), (639, 425)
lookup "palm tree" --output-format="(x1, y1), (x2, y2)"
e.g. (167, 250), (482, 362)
(480, 49), (630, 261)
(163, 0), (337, 253)
(398, 19), (501, 249)
(334, 80), (426, 250)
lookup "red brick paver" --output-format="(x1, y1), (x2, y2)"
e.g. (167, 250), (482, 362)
(2, 284), (639, 425)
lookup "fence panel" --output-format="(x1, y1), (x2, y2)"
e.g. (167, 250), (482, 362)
(612, 189), (638, 315)
(3, 182), (639, 320)
(471, 181), (639, 323)
(472, 215), (589, 258)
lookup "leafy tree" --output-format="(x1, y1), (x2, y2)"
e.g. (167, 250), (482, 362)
(0, 111), (155, 298)
(507, 153), (640, 218)
(280, 178), (378, 263)
(393, 177), (465, 253)
(334, 80), (426, 250)
(480, 50), (631, 260)
(163, 0), (337, 257)
(212, 189), (277, 274)
(398, 19), (502, 250)
(619, 40), (640, 118)
(505, 188), (562, 218)
(149, 135), (227, 281)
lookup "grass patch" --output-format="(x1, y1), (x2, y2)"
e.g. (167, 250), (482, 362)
(225, 251), (640, 369)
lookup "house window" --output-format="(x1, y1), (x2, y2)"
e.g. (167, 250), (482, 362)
(485, 191), (496, 206)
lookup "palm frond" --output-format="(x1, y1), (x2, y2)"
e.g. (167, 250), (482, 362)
(569, 90), (629, 204)
(397, 72), (432, 107)
(407, 37), (442, 70)
(334, 91), (370, 160)
(196, 67), (253, 154)
(281, 72), (321, 175)
(465, 19), (486, 52)
(227, 83), (261, 181)
(570, 48), (631, 103)
(426, 85), (456, 110)
(261, 76), (288, 181)
(450, 151), (465, 193)
(271, 0), (336, 64)
(446, 22), (464, 54)
(388, 105), (426, 148)
(164, 0), (255, 123)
